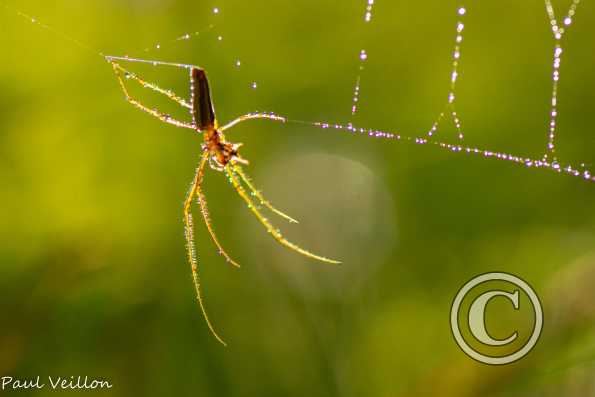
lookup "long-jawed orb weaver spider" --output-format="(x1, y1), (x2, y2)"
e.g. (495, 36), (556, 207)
(104, 55), (340, 345)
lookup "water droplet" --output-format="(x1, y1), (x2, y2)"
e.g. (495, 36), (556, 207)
(359, 50), (368, 61)
(213, 7), (220, 14)
(251, 82), (258, 89)
(458, 7), (466, 16)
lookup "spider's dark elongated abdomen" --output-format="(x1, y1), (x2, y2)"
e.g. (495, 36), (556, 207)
(191, 68), (216, 131)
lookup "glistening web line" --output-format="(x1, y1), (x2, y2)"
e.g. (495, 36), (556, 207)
(1, 2), (104, 58)
(427, 7), (466, 140)
(235, 112), (595, 182)
(542, 0), (582, 161)
(350, 0), (376, 118)
(3, 1), (594, 184)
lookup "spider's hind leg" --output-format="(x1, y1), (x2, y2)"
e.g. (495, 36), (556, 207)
(225, 163), (340, 265)
(183, 152), (227, 346)
(233, 164), (299, 224)
(195, 158), (241, 269)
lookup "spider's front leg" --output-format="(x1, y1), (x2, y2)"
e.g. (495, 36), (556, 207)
(109, 61), (196, 130)
(219, 113), (287, 132)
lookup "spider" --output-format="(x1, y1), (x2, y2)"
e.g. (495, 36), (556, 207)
(105, 55), (341, 345)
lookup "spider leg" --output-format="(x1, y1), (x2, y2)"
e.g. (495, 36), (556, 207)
(220, 113), (287, 132)
(232, 164), (299, 224)
(106, 55), (198, 70)
(196, 156), (241, 268)
(184, 152), (227, 346)
(225, 164), (340, 265)
(110, 61), (192, 109)
(110, 61), (195, 129)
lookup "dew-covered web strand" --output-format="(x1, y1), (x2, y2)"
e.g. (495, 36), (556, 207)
(112, 5), (258, 92)
(3, 2), (256, 106)
(3, 1), (595, 185)
(0, 2), (105, 59)
(427, 7), (466, 140)
(139, 23), (215, 55)
(248, 1), (593, 183)
(349, 0), (375, 118)
(543, 0), (581, 162)
(133, 4), (280, 92)
(267, 114), (594, 182)
(143, 7), (223, 54)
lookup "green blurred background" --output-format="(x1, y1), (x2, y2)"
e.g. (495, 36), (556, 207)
(1, 0), (595, 396)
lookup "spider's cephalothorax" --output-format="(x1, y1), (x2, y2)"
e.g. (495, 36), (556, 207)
(108, 57), (340, 346)
(202, 127), (247, 170)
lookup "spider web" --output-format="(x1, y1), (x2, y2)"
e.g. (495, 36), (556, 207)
(2, 0), (594, 183)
